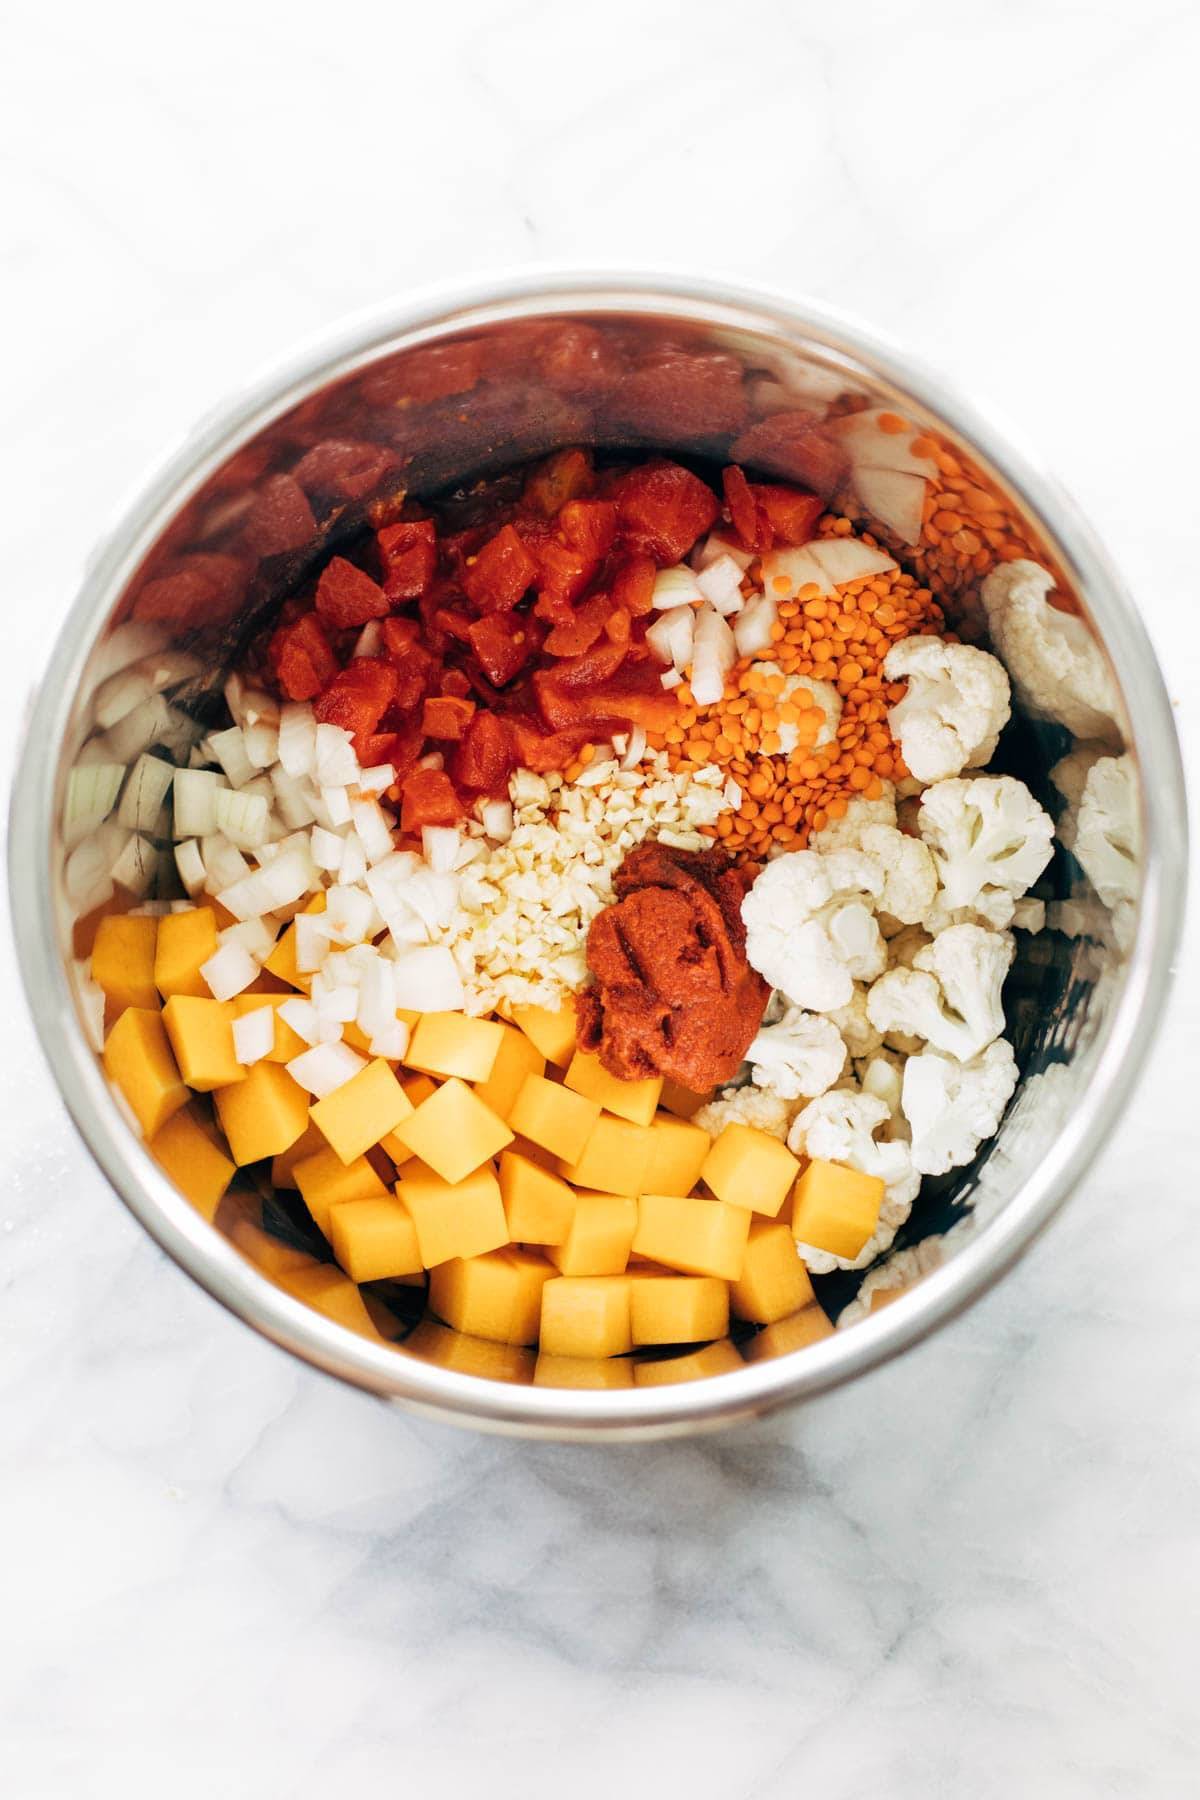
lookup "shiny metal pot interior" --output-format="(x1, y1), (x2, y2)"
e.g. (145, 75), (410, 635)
(8, 275), (1188, 1438)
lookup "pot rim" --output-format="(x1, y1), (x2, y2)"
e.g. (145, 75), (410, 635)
(8, 268), (1189, 1438)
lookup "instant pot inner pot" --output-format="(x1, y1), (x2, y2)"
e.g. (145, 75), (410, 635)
(57, 308), (1138, 1380)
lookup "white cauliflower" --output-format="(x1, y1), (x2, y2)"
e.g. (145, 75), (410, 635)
(855, 823), (938, 925)
(901, 1040), (1019, 1175)
(827, 983), (884, 1057)
(866, 922), (1015, 1061)
(788, 1088), (920, 1271)
(810, 784), (898, 851)
(883, 635), (1011, 782)
(858, 1048), (907, 1126)
(693, 1084), (792, 1141)
(1067, 753), (1139, 910)
(747, 1008), (846, 1102)
(742, 849), (887, 1012)
(979, 560), (1122, 743)
(750, 660), (841, 751)
(885, 923), (933, 968)
(1011, 896), (1046, 933)
(918, 775), (1055, 930)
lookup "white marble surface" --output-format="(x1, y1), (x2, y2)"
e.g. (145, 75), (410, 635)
(2, 3), (1198, 1794)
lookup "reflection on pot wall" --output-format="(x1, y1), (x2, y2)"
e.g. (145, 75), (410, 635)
(54, 307), (1143, 1386)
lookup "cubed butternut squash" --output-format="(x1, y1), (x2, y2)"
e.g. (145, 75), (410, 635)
(278, 1263), (383, 1339)
(740, 1305), (835, 1360)
(634, 1340), (743, 1385)
(508, 1074), (600, 1163)
(390, 1078), (512, 1185)
(511, 997), (577, 1066)
(396, 1162), (508, 1267)
(329, 1193), (423, 1282)
(270, 1119), (326, 1188)
(498, 1151), (577, 1245)
(213, 1061), (309, 1165)
(429, 1248), (555, 1345)
(162, 994), (244, 1092)
(379, 1074), (437, 1166)
(644, 1114), (711, 1197)
(92, 913), (159, 1012)
(153, 907), (218, 1000)
(791, 1158), (884, 1260)
(539, 1276), (632, 1359)
(534, 1353), (635, 1389)
(658, 1078), (707, 1120)
(629, 1275), (729, 1347)
(730, 1220), (816, 1324)
(556, 1115), (656, 1196)
(403, 1318), (534, 1384)
(405, 1012), (504, 1083)
(633, 1192), (750, 1281)
(103, 1005), (188, 1138)
(546, 1192), (638, 1276)
(473, 1023), (546, 1120)
(295, 1145), (388, 1237)
(148, 1106), (235, 1220)
(563, 1050), (662, 1127)
(310, 1058), (413, 1165)
(701, 1123), (800, 1218)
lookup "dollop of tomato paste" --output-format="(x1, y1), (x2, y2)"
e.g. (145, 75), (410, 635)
(576, 842), (769, 1090)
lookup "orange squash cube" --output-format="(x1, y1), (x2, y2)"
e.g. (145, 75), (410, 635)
(330, 1194), (423, 1282)
(644, 1115), (711, 1197)
(429, 1248), (556, 1344)
(563, 1050), (662, 1127)
(405, 1011), (504, 1083)
(396, 1162), (508, 1267)
(701, 1123), (800, 1217)
(539, 1276), (633, 1359)
(92, 913), (159, 1011)
(103, 1006), (188, 1139)
(508, 1073), (600, 1163)
(295, 1145), (388, 1237)
(629, 1275), (729, 1346)
(153, 907), (218, 1000)
(403, 1318), (534, 1384)
(148, 1106), (235, 1220)
(511, 997), (577, 1066)
(634, 1340), (743, 1385)
(473, 1023), (546, 1119)
(310, 1058), (413, 1165)
(534, 1353), (635, 1389)
(730, 1220), (815, 1324)
(556, 1115), (656, 1195)
(390, 1078), (513, 1185)
(740, 1305), (834, 1360)
(213, 1061), (309, 1165)
(633, 1193), (751, 1281)
(546, 1191), (638, 1276)
(279, 1263), (383, 1339)
(162, 994), (244, 1092)
(791, 1158), (884, 1260)
(498, 1150), (577, 1245)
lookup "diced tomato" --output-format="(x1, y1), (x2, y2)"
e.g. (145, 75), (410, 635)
(390, 339), (483, 405)
(422, 694), (476, 740)
(722, 464), (767, 551)
(603, 348), (747, 440)
(355, 730), (403, 771)
(313, 658), (399, 750)
(463, 524), (537, 613)
(509, 718), (594, 774)
(380, 615), (422, 658)
(609, 554), (657, 617)
(750, 482), (822, 546)
(400, 768), (463, 832)
(292, 439), (397, 501)
(543, 592), (616, 658)
(377, 519), (437, 601)
(243, 475), (316, 558)
(558, 498), (617, 562)
(535, 324), (618, 393)
(268, 612), (339, 701)
(530, 539), (595, 616)
(729, 411), (849, 497)
(387, 642), (439, 713)
(613, 461), (719, 562)
(314, 556), (390, 629)
(439, 667), (473, 699)
(466, 612), (538, 686)
(451, 711), (516, 796)
(432, 607), (476, 645)
(131, 552), (249, 628)
(522, 447), (593, 516)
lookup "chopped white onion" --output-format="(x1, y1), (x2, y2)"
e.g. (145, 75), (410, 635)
(355, 762), (395, 794)
(391, 944), (465, 1012)
(847, 469), (926, 546)
(286, 1041), (366, 1099)
(324, 884), (376, 945)
(232, 1006), (275, 1065)
(254, 842), (317, 910)
(353, 620), (384, 658)
(806, 538), (899, 584)
(310, 826), (345, 872)
(225, 671), (280, 728)
(278, 996), (320, 1045)
(338, 834), (368, 888)
(64, 825), (122, 916)
(200, 940), (258, 1001)
(213, 785), (270, 851)
(733, 592), (779, 657)
(174, 838), (206, 897)
(321, 785), (353, 828)
(173, 769), (225, 839)
(349, 797), (394, 864)
(88, 620), (169, 691)
(294, 912), (332, 973)
(206, 725), (257, 789)
(314, 724), (358, 788)
(645, 605), (696, 670)
(112, 833), (159, 897)
(64, 762), (125, 850)
(694, 531), (754, 573)
(242, 721), (279, 770)
(479, 800), (514, 843)
(311, 975), (358, 1025)
(268, 764), (316, 830)
(104, 694), (174, 763)
(689, 605), (737, 707)
(651, 565), (705, 609)
(827, 408), (939, 479)
(355, 956), (400, 1040)
(277, 703), (317, 779)
(421, 826), (462, 874)
(397, 867), (459, 933)
(760, 545), (834, 601)
(201, 833), (252, 893)
(696, 554), (746, 615)
(219, 917), (275, 962)
(619, 726), (646, 771)
(369, 1023), (409, 1060)
(660, 669), (683, 690)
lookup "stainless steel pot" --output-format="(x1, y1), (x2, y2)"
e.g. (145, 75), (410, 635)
(8, 274), (1188, 1439)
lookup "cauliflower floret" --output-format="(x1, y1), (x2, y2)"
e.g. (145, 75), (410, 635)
(885, 923), (933, 968)
(810, 784), (898, 852)
(1011, 896), (1046, 934)
(918, 775), (1054, 928)
(883, 636), (1011, 782)
(742, 849), (887, 1012)
(693, 1084), (792, 1141)
(979, 560), (1122, 743)
(902, 1039), (1019, 1175)
(827, 983), (884, 1057)
(750, 660), (841, 751)
(747, 1008), (847, 1102)
(857, 1048), (907, 1129)
(1069, 753), (1139, 911)
(867, 922), (1014, 1061)
(788, 1089), (921, 1271)
(855, 823), (937, 925)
